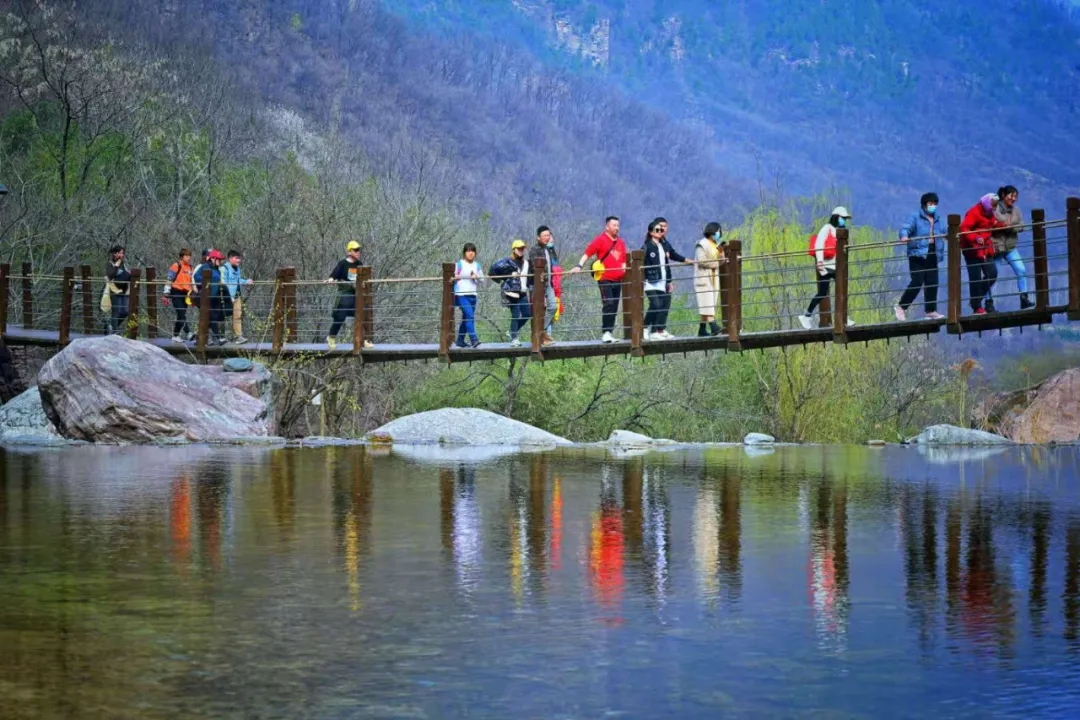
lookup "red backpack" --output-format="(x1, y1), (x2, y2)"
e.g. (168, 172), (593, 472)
(807, 228), (837, 260)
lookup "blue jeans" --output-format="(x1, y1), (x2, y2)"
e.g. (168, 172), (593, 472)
(995, 249), (1028, 294)
(454, 294), (478, 345)
(507, 295), (531, 339)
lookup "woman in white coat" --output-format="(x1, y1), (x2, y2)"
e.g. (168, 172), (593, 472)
(693, 222), (726, 337)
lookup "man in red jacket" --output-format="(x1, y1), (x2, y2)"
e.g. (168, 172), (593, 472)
(959, 194), (1002, 315)
(570, 216), (628, 343)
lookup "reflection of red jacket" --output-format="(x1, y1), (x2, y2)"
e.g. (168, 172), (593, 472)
(959, 204), (1001, 260)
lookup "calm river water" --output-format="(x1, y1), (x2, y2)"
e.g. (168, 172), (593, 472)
(2, 443), (1080, 718)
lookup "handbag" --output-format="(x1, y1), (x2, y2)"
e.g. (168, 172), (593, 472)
(592, 237), (618, 282)
(99, 284), (111, 313)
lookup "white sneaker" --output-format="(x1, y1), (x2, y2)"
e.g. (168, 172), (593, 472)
(601, 331), (615, 343)
(658, 330), (675, 340)
(925, 311), (945, 320)
(797, 314), (813, 330)
(893, 305), (906, 322)
(510, 337), (522, 347)
(643, 328), (651, 341)
(845, 318), (856, 327)
(326, 336), (337, 350)
(171, 335), (183, 344)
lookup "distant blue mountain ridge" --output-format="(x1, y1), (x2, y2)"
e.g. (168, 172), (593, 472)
(379, 0), (1080, 220)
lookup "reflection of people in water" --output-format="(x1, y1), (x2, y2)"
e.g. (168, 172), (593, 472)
(808, 479), (849, 653)
(900, 485), (939, 648)
(623, 459), (670, 609)
(170, 475), (193, 569)
(1065, 520), (1080, 645)
(589, 469), (625, 624)
(333, 447), (373, 612)
(453, 465), (481, 592)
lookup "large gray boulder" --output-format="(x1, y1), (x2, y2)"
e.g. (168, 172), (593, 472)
(38, 336), (274, 443)
(0, 386), (66, 445)
(743, 432), (776, 445)
(368, 408), (571, 446)
(908, 424), (1012, 446)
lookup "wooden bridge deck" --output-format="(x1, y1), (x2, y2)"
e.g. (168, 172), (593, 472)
(2, 303), (1069, 364)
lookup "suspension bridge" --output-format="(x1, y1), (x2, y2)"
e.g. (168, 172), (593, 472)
(2, 200), (1079, 364)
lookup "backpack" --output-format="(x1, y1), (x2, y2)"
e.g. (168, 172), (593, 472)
(807, 227), (837, 260)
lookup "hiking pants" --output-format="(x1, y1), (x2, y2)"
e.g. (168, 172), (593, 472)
(645, 289), (672, 331)
(508, 295), (531, 339)
(806, 270), (835, 315)
(329, 293), (356, 338)
(598, 280), (622, 334)
(170, 289), (190, 337)
(963, 251), (998, 310)
(108, 294), (130, 335)
(454, 294), (478, 345)
(898, 254), (940, 314)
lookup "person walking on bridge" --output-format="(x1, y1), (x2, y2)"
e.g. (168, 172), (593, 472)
(164, 248), (194, 343)
(642, 217), (686, 340)
(324, 240), (373, 350)
(692, 222), (725, 337)
(798, 208), (856, 330)
(959, 194), (1001, 315)
(103, 245), (131, 335)
(221, 250), (254, 344)
(527, 226), (558, 346)
(570, 216), (628, 343)
(453, 243), (483, 349)
(203, 250), (228, 345)
(893, 193), (946, 321)
(490, 240), (531, 347)
(990, 185), (1031, 310)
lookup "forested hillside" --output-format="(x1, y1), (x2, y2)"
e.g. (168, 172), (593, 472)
(382, 0), (1080, 215)
(1, 0), (1076, 442)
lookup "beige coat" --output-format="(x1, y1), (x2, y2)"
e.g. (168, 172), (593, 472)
(693, 239), (725, 314)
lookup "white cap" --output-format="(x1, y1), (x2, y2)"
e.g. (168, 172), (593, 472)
(831, 206), (852, 218)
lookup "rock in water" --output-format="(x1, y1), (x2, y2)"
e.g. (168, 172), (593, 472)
(605, 429), (672, 447)
(743, 432), (775, 445)
(38, 336), (273, 443)
(908, 424), (1011, 446)
(0, 386), (62, 443)
(368, 408), (571, 446)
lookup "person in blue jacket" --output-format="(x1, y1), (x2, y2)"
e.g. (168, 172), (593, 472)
(221, 250), (254, 344)
(893, 193), (947, 321)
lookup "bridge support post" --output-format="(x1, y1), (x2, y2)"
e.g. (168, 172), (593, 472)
(530, 257), (547, 360)
(726, 240), (742, 351)
(832, 228), (849, 342)
(271, 269), (286, 353)
(1031, 208), (1049, 311)
(22, 262), (32, 330)
(1068, 197), (1080, 320)
(145, 267), (158, 338)
(125, 269), (141, 339)
(80, 265), (93, 335)
(361, 269), (374, 345)
(354, 266), (370, 356)
(440, 262), (455, 362)
(946, 214), (963, 334)
(283, 267), (298, 342)
(197, 268), (211, 359)
(0, 263), (9, 337)
(59, 267), (74, 346)
(628, 250), (644, 357)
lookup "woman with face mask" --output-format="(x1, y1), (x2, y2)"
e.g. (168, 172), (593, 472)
(798, 207), (856, 329)
(893, 193), (946, 321)
(692, 222), (726, 336)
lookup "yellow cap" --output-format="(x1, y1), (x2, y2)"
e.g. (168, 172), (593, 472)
(511, 239), (527, 249)
(346, 241), (361, 251)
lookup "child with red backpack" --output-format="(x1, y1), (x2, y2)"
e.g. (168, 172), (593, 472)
(798, 207), (856, 330)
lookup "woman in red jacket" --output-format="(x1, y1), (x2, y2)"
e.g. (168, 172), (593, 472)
(959, 193), (1002, 315)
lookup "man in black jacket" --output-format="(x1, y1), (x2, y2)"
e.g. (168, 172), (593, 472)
(642, 218), (686, 339)
(526, 226), (558, 346)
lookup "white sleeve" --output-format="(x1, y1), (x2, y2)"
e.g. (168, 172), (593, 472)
(814, 225), (831, 264)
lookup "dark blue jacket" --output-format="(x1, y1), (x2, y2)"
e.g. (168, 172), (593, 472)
(899, 210), (947, 261)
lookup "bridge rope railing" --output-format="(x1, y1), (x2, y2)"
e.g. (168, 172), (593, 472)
(1, 199), (1079, 359)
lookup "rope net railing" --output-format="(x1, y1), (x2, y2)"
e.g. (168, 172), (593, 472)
(1, 209), (1077, 354)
